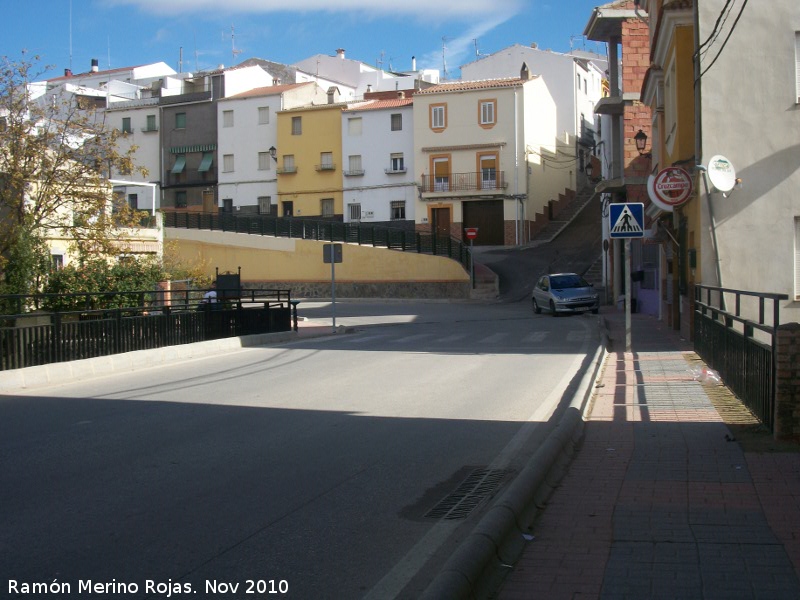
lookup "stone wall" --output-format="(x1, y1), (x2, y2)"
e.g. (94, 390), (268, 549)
(775, 322), (800, 441)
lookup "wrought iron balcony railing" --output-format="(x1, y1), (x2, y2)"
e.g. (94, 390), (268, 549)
(420, 171), (507, 193)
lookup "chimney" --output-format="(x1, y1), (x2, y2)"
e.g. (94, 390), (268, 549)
(398, 91), (405, 99)
(91, 58), (99, 72)
(64, 68), (73, 77)
(520, 62), (531, 81)
(336, 48), (345, 60)
(411, 56), (416, 71)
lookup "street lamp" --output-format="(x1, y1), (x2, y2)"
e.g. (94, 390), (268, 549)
(585, 161), (594, 180)
(269, 146), (277, 161)
(634, 129), (648, 156)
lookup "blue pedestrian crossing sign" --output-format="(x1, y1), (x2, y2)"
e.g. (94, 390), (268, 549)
(609, 203), (645, 238)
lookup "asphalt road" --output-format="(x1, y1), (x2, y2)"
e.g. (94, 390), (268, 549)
(1, 300), (601, 599)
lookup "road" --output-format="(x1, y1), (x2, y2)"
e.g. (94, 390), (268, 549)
(1, 300), (601, 599)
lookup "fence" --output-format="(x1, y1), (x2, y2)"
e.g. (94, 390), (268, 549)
(694, 284), (788, 431)
(162, 211), (472, 272)
(0, 289), (292, 372)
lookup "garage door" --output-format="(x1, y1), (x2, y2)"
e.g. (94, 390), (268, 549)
(463, 200), (504, 246)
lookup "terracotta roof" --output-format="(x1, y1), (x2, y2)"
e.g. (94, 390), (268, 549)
(343, 98), (413, 112)
(416, 77), (530, 95)
(224, 82), (314, 99)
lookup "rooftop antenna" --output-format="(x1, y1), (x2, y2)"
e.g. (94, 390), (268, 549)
(69, 0), (73, 70)
(231, 25), (243, 64)
(107, 35), (111, 68)
(377, 50), (384, 71)
(442, 36), (449, 80)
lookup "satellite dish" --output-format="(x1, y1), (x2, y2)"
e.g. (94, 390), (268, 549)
(707, 155), (736, 193)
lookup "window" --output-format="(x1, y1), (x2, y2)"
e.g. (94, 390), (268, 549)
(321, 198), (334, 217)
(258, 151), (272, 171)
(577, 72), (581, 89)
(349, 203), (362, 221)
(145, 114), (157, 132)
(430, 104), (446, 130)
(319, 152), (334, 170)
(128, 194), (138, 210)
(347, 155), (363, 175)
(51, 254), (64, 270)
(175, 112), (186, 129)
(258, 106), (269, 124)
(282, 201), (293, 217)
(291, 116), (302, 135)
(258, 196), (273, 215)
(223, 154), (234, 172)
(391, 113), (402, 131)
(222, 198), (233, 213)
(348, 117), (362, 136)
(198, 152), (214, 173)
(171, 154), (186, 174)
(121, 117), (132, 134)
(175, 191), (187, 208)
(223, 110), (234, 128)
(389, 153), (405, 173)
(281, 155), (296, 173)
(479, 100), (496, 126)
(795, 217), (800, 298)
(479, 154), (497, 189)
(390, 200), (405, 220)
(432, 156), (450, 191)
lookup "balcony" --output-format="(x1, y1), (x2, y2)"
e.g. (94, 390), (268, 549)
(420, 171), (507, 196)
(385, 167), (407, 174)
(315, 163), (336, 171)
(344, 169), (365, 177)
(276, 166), (297, 174)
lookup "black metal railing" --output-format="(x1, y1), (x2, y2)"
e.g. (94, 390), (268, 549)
(162, 211), (471, 272)
(0, 289), (292, 372)
(694, 284), (788, 431)
(420, 171), (507, 193)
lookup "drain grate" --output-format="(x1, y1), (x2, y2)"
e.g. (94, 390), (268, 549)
(424, 468), (513, 520)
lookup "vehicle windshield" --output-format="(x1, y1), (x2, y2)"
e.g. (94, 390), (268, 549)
(550, 275), (588, 289)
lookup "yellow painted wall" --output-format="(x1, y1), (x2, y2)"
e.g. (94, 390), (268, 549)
(664, 26), (696, 166)
(167, 228), (469, 283)
(276, 104), (344, 217)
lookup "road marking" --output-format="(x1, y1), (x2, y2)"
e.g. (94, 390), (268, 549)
(392, 334), (433, 344)
(438, 333), (469, 343)
(345, 334), (389, 344)
(567, 330), (584, 342)
(478, 332), (508, 345)
(522, 331), (547, 343)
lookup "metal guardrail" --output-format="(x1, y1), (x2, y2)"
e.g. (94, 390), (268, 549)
(162, 211), (472, 272)
(0, 289), (292, 372)
(420, 171), (507, 193)
(694, 284), (788, 431)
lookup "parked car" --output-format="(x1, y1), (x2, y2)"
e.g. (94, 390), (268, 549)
(532, 273), (599, 316)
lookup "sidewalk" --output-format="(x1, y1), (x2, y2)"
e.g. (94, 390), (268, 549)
(497, 307), (800, 600)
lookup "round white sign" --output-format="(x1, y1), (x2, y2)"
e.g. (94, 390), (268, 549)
(648, 167), (693, 212)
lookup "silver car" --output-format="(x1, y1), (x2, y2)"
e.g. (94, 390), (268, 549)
(532, 273), (599, 316)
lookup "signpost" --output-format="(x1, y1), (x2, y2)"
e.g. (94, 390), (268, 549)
(323, 243), (343, 332)
(464, 228), (478, 289)
(608, 203), (645, 352)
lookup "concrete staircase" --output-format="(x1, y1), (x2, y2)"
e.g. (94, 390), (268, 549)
(528, 186), (597, 247)
(469, 262), (500, 301)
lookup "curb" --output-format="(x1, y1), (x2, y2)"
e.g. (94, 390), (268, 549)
(420, 319), (609, 600)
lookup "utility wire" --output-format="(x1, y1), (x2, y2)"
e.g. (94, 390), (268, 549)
(699, 0), (749, 79)
(694, 0), (734, 58)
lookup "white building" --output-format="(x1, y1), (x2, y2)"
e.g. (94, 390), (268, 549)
(341, 95), (417, 226)
(217, 82), (328, 214)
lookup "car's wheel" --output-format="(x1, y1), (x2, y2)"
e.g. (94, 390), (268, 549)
(549, 300), (558, 316)
(532, 298), (541, 314)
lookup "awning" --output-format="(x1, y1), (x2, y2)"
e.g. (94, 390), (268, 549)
(171, 155), (186, 174)
(197, 152), (214, 172)
(169, 144), (216, 154)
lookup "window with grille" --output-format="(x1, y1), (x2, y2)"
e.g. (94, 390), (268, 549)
(292, 116), (302, 135)
(145, 114), (157, 131)
(321, 198), (334, 217)
(349, 203), (361, 221)
(121, 117), (132, 134)
(282, 155), (295, 172)
(390, 201), (405, 220)
(258, 106), (269, 124)
(320, 152), (334, 170)
(223, 154), (234, 172)
(223, 110), (234, 127)
(347, 155), (363, 175)
(391, 113), (402, 131)
(175, 191), (187, 208)
(258, 196), (273, 215)
(389, 153), (405, 173)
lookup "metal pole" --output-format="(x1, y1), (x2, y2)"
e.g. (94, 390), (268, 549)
(625, 238), (632, 352)
(470, 239), (475, 289)
(330, 244), (336, 333)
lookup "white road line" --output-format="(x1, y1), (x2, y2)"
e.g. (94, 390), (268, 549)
(478, 332), (509, 345)
(522, 331), (547, 343)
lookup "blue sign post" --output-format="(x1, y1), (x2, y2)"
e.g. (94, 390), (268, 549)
(608, 202), (645, 351)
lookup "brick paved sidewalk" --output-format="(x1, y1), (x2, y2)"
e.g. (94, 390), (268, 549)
(497, 309), (800, 600)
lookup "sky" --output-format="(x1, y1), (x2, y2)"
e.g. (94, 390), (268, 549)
(2, 0), (608, 80)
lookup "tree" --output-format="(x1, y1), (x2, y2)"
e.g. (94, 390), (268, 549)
(0, 51), (147, 295)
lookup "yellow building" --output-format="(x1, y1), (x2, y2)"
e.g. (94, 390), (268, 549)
(275, 98), (345, 219)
